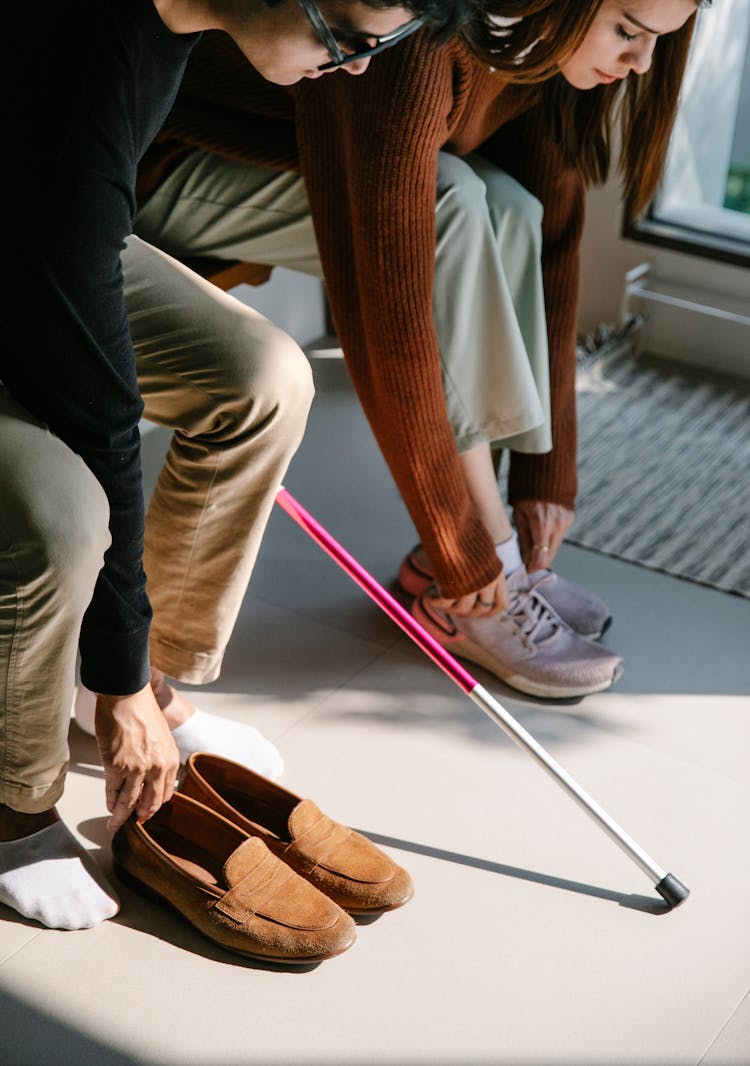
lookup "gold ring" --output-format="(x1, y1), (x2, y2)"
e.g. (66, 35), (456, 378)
(533, 544), (550, 552)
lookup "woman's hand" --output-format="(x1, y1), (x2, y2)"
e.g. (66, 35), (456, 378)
(513, 500), (574, 572)
(95, 683), (180, 832)
(431, 572), (509, 618)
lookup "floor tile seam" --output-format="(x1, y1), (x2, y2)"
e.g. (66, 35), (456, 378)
(697, 986), (750, 1065)
(569, 717), (750, 792)
(265, 675), (361, 737)
(246, 591), (400, 651)
(253, 640), (750, 791)
(271, 643), (396, 743)
(0, 929), (44, 969)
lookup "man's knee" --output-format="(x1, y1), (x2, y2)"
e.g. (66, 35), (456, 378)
(254, 326), (315, 418)
(221, 314), (315, 434)
(13, 464), (110, 602)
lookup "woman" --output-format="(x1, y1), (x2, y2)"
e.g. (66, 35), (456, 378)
(133, 0), (703, 697)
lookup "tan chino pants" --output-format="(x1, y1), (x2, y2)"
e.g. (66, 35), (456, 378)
(0, 236), (313, 811)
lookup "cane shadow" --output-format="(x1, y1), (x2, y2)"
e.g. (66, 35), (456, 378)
(356, 828), (671, 915)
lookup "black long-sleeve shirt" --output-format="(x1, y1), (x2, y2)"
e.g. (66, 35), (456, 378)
(0, 0), (198, 693)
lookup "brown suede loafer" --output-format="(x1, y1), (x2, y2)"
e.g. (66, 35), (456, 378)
(179, 753), (414, 915)
(112, 793), (355, 964)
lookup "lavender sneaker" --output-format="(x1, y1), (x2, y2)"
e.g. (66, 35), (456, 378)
(398, 546), (612, 639)
(412, 568), (623, 699)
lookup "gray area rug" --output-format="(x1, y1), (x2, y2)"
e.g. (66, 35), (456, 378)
(569, 346), (750, 599)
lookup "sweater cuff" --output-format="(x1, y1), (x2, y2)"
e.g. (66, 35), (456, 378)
(427, 517), (502, 599)
(79, 623), (152, 696)
(507, 450), (577, 511)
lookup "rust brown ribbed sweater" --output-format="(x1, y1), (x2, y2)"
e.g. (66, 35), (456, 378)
(140, 30), (585, 599)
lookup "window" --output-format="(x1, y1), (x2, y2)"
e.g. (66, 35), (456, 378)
(626, 0), (750, 265)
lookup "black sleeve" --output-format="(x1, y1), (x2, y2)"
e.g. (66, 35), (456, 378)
(1, 161), (152, 695)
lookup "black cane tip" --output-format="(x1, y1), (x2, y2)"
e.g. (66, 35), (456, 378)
(655, 873), (690, 909)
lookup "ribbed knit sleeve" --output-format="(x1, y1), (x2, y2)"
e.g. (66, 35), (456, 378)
(480, 104), (583, 508)
(294, 34), (501, 597)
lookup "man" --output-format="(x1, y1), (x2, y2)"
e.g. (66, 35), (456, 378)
(0, 0), (469, 931)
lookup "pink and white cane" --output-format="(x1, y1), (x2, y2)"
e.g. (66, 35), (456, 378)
(276, 487), (689, 909)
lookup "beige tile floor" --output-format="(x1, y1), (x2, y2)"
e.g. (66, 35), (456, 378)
(2, 357), (749, 1066)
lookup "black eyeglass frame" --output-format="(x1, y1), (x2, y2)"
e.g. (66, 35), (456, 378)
(296, 0), (425, 69)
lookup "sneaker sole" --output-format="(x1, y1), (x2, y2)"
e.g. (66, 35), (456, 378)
(448, 633), (623, 699)
(413, 598), (622, 699)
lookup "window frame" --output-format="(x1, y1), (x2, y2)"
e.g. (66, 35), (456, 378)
(624, 212), (750, 270)
(625, 0), (750, 270)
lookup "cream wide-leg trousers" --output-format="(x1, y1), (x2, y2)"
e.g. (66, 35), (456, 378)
(0, 236), (313, 811)
(135, 149), (551, 455)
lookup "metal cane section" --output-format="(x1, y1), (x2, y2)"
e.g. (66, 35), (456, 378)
(469, 681), (667, 885)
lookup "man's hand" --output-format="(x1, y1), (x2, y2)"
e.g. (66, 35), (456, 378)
(431, 572), (508, 618)
(514, 500), (574, 572)
(95, 683), (180, 833)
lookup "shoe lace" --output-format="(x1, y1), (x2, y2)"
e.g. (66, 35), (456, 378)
(506, 585), (561, 647)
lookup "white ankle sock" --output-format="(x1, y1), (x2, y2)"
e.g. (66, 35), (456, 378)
(170, 709), (284, 780)
(0, 822), (119, 930)
(495, 533), (523, 576)
(73, 686), (283, 780)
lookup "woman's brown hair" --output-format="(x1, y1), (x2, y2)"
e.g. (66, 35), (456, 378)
(464, 0), (703, 221)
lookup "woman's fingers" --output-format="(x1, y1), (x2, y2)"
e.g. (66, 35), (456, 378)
(514, 500), (574, 570)
(431, 574), (508, 618)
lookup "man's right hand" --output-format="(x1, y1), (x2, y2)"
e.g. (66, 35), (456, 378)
(95, 683), (180, 833)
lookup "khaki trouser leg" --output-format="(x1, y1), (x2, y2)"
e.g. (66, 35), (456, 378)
(124, 236), (314, 685)
(0, 388), (110, 811)
(134, 154), (322, 276)
(135, 149), (550, 455)
(434, 153), (551, 455)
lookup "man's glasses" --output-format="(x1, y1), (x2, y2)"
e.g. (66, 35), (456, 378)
(297, 0), (424, 69)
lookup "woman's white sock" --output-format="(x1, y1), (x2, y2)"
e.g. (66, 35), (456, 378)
(495, 532), (523, 576)
(0, 822), (119, 930)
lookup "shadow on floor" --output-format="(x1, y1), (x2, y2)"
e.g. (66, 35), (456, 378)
(0, 987), (146, 1066)
(357, 829), (669, 915)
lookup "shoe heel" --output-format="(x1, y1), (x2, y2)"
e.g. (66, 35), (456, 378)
(112, 862), (164, 907)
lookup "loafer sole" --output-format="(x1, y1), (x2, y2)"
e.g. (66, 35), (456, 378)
(344, 883), (415, 916)
(113, 862), (355, 965)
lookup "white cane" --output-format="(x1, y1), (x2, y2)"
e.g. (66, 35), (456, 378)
(276, 487), (689, 909)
